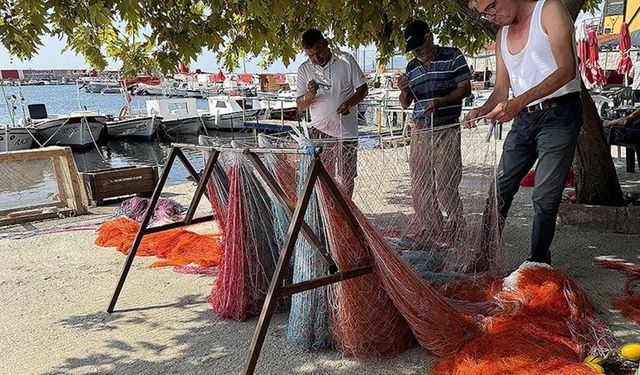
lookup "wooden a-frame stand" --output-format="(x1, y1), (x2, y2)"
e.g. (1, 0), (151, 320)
(106, 144), (375, 375)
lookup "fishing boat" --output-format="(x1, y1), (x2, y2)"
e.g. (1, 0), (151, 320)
(22, 104), (106, 148)
(105, 114), (162, 140)
(200, 96), (264, 130)
(101, 87), (125, 95)
(86, 81), (121, 93)
(146, 98), (206, 135)
(259, 91), (299, 121)
(0, 124), (36, 152)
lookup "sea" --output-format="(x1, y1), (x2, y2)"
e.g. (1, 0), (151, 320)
(0, 84), (257, 211)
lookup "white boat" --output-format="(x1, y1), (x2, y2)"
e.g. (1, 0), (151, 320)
(87, 81), (121, 93)
(133, 83), (165, 96)
(259, 91), (299, 120)
(105, 115), (161, 140)
(200, 96), (264, 130)
(146, 98), (206, 134)
(0, 124), (36, 152)
(23, 104), (106, 148)
(101, 87), (124, 95)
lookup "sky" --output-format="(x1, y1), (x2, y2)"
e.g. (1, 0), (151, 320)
(0, 9), (600, 74)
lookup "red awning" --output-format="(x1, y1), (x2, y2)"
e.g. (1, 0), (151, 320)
(0, 70), (20, 79)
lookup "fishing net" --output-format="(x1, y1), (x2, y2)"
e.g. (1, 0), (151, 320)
(0, 158), (57, 211)
(95, 217), (222, 268)
(595, 258), (640, 324)
(209, 153), (281, 321)
(193, 119), (609, 370)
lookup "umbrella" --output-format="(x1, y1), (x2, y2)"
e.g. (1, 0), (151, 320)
(587, 29), (607, 87)
(600, 29), (640, 50)
(213, 69), (226, 82)
(617, 22), (633, 76)
(576, 22), (593, 85)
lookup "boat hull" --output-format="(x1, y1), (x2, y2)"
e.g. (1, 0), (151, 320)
(0, 126), (35, 152)
(201, 109), (261, 130)
(106, 116), (161, 140)
(160, 117), (205, 134)
(33, 116), (106, 148)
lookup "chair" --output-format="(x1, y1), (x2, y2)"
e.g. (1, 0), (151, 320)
(606, 126), (640, 173)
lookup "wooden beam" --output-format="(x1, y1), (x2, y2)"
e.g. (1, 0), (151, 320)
(0, 146), (66, 162)
(244, 151), (338, 273)
(107, 146), (179, 313)
(243, 157), (321, 375)
(280, 265), (373, 296)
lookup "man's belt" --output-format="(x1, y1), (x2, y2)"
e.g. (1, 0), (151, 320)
(523, 92), (581, 113)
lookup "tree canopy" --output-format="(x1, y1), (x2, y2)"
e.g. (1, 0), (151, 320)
(1, 0), (598, 77)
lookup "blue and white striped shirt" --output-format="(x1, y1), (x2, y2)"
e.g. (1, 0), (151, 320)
(406, 46), (471, 127)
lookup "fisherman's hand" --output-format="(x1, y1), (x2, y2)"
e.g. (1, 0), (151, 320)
(422, 98), (441, 113)
(397, 74), (410, 92)
(463, 106), (489, 128)
(307, 80), (319, 97)
(486, 98), (525, 123)
(336, 102), (351, 115)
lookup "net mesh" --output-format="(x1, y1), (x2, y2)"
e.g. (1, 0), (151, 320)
(0, 158), (59, 213)
(194, 120), (609, 370)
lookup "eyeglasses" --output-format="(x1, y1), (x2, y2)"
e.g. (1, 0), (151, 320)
(479, 0), (497, 20)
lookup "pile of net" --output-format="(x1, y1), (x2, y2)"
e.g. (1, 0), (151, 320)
(95, 216), (222, 269)
(595, 258), (640, 324)
(189, 125), (613, 372)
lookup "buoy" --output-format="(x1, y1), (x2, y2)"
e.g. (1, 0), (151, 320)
(620, 342), (640, 362)
(583, 354), (604, 364)
(583, 361), (605, 373)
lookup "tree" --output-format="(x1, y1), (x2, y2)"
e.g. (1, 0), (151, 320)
(0, 0), (623, 205)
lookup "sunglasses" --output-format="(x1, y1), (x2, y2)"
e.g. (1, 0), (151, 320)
(479, 0), (497, 20)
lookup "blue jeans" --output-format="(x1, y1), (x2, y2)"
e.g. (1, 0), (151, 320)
(494, 95), (582, 264)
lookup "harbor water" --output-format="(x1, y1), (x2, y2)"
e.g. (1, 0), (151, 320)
(0, 84), (256, 210)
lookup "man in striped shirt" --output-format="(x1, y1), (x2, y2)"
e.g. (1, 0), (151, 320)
(398, 20), (472, 239)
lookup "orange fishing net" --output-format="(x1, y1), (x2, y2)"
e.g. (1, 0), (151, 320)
(95, 217), (222, 268)
(595, 258), (640, 324)
(433, 265), (610, 374)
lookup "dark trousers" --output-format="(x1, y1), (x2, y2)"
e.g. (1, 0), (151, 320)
(490, 95), (582, 264)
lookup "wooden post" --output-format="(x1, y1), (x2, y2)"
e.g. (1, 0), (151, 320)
(107, 145), (221, 313)
(242, 156), (374, 375)
(107, 147), (179, 313)
(184, 150), (219, 224)
(243, 156), (321, 375)
(244, 151), (337, 273)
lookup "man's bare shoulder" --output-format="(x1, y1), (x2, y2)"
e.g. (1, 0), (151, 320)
(540, 0), (572, 34)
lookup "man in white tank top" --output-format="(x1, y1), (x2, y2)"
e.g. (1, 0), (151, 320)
(463, 0), (582, 266)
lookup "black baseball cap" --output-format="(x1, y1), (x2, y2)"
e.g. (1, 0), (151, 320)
(404, 20), (431, 53)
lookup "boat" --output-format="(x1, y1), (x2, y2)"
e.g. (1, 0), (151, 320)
(146, 98), (206, 134)
(200, 96), (264, 130)
(133, 82), (165, 96)
(22, 104), (106, 148)
(101, 87), (124, 95)
(259, 91), (299, 120)
(86, 81), (121, 93)
(105, 114), (162, 140)
(0, 124), (36, 152)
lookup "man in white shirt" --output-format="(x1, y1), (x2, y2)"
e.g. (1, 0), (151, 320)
(296, 29), (368, 196)
(630, 53), (640, 104)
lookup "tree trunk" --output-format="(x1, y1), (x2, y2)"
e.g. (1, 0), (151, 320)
(575, 84), (626, 205)
(448, 0), (625, 205)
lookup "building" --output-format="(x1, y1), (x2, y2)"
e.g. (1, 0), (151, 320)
(601, 0), (640, 34)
